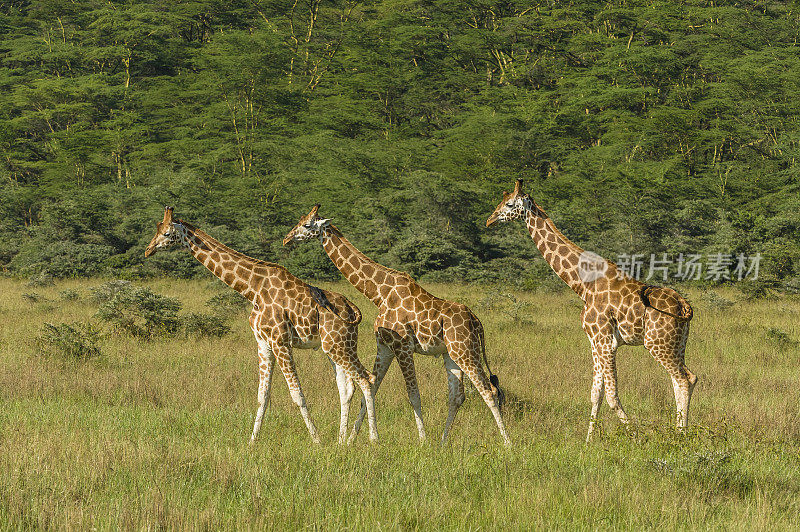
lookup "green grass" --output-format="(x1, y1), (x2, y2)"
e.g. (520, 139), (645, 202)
(1, 278), (799, 529)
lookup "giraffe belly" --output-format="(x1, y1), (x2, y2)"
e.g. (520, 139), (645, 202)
(414, 340), (448, 357)
(291, 335), (322, 350)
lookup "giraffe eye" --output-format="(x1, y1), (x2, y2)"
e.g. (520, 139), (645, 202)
(506, 202), (515, 208)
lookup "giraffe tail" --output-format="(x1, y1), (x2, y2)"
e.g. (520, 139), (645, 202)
(307, 285), (362, 326)
(476, 318), (504, 408)
(640, 285), (694, 322)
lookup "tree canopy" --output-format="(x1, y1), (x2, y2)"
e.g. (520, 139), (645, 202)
(1, 0), (798, 289)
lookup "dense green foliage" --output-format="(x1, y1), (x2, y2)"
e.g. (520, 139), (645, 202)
(1, 1), (799, 287)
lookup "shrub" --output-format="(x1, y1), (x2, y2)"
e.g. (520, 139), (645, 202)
(737, 280), (775, 300)
(36, 322), (102, 360)
(59, 289), (81, 301)
(96, 287), (182, 338)
(90, 280), (133, 303)
(181, 312), (232, 338)
(765, 327), (798, 349)
(26, 272), (54, 287)
(11, 241), (116, 278)
(478, 286), (535, 323)
(701, 291), (735, 311)
(21, 292), (41, 304)
(206, 291), (249, 315)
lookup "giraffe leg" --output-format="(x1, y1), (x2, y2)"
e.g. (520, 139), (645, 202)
(329, 357), (355, 444)
(395, 343), (426, 442)
(250, 341), (275, 443)
(601, 354), (629, 427)
(441, 353), (465, 445)
(681, 366), (698, 429)
(337, 354), (378, 444)
(349, 338), (394, 444)
(645, 321), (697, 430)
(446, 341), (511, 447)
(272, 341), (320, 443)
(659, 359), (696, 430)
(585, 356), (605, 443)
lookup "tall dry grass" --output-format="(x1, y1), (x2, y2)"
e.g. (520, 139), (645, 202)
(1, 278), (798, 529)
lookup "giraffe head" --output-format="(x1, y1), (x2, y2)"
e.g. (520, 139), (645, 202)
(144, 206), (182, 257)
(282, 204), (331, 246)
(485, 179), (544, 227)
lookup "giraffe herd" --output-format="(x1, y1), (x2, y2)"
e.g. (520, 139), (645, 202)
(145, 179), (696, 446)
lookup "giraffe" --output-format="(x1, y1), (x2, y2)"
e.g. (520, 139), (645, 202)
(283, 205), (511, 446)
(144, 206), (378, 444)
(486, 180), (697, 441)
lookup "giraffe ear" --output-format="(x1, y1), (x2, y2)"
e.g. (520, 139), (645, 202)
(163, 206), (173, 224)
(312, 217), (331, 230)
(514, 179), (523, 194)
(310, 204), (321, 217)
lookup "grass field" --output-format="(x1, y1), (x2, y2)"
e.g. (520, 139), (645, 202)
(1, 277), (799, 529)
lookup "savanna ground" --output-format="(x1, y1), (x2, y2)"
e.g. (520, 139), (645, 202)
(1, 277), (798, 529)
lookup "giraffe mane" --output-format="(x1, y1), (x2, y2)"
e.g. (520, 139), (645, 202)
(175, 218), (288, 272)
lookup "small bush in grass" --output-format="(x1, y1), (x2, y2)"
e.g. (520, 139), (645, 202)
(765, 327), (798, 349)
(96, 287), (181, 339)
(205, 292), (249, 315)
(59, 288), (81, 301)
(181, 312), (231, 338)
(26, 272), (54, 288)
(21, 292), (41, 304)
(701, 291), (735, 311)
(478, 287), (535, 323)
(90, 280), (132, 303)
(36, 322), (102, 360)
(738, 280), (774, 300)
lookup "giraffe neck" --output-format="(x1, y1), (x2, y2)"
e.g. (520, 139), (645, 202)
(319, 226), (390, 306)
(524, 209), (600, 300)
(175, 221), (269, 302)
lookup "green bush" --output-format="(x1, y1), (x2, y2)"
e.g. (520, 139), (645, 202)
(11, 241), (116, 278)
(205, 292), (250, 315)
(765, 327), (798, 349)
(59, 289), (82, 301)
(26, 272), (54, 287)
(90, 280), (133, 303)
(96, 287), (182, 339)
(181, 312), (232, 338)
(21, 292), (42, 304)
(36, 322), (102, 360)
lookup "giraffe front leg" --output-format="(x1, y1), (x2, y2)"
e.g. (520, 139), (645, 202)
(349, 338), (394, 444)
(586, 356), (604, 443)
(441, 353), (465, 445)
(250, 342), (275, 444)
(272, 341), (320, 444)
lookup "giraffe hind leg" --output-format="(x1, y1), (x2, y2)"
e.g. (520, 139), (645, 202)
(441, 353), (465, 445)
(349, 337), (394, 444)
(395, 345), (426, 442)
(446, 341), (511, 446)
(329, 358), (355, 444)
(646, 321), (696, 430)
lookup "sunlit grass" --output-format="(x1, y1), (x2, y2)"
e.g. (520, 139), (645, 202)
(1, 277), (798, 528)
